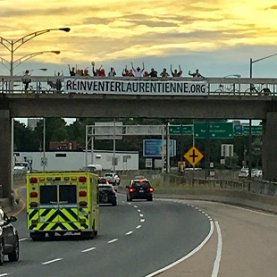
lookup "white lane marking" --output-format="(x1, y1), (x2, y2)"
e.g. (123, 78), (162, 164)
(108, 238), (118, 244)
(140, 218), (145, 223)
(81, 247), (96, 253)
(186, 200), (277, 217)
(0, 273), (9, 276)
(136, 225), (142, 229)
(146, 220), (215, 277)
(125, 231), (133, 235)
(134, 205), (138, 208)
(139, 213), (144, 217)
(19, 237), (29, 242)
(137, 209), (141, 212)
(211, 221), (222, 277)
(42, 258), (63, 265)
(230, 205), (277, 217)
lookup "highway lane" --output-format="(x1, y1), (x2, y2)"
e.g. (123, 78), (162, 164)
(1, 191), (211, 277)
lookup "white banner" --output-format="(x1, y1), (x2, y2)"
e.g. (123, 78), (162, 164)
(64, 78), (208, 95)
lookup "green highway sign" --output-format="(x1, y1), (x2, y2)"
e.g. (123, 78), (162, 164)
(169, 122), (262, 138)
(169, 125), (193, 135)
(194, 122), (233, 139)
(234, 125), (262, 136)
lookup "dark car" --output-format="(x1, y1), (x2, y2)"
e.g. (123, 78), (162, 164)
(98, 184), (117, 206)
(0, 209), (19, 265)
(126, 178), (154, 202)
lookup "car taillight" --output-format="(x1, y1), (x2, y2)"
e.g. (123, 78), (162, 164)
(30, 191), (38, 198)
(129, 187), (135, 192)
(30, 177), (38, 184)
(148, 187), (154, 192)
(79, 191), (87, 197)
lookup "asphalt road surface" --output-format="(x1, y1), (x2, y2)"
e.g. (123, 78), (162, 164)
(158, 199), (277, 277)
(1, 190), (211, 277)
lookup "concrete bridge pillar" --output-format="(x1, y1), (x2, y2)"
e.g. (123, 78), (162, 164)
(0, 111), (12, 198)
(262, 112), (277, 181)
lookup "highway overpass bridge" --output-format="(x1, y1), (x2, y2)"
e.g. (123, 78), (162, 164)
(1, 75), (277, 198)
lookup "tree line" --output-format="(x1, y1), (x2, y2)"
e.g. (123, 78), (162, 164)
(14, 118), (262, 169)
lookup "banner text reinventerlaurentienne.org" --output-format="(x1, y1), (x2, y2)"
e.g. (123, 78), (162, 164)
(64, 79), (208, 95)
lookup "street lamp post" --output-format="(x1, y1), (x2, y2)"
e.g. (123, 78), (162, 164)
(250, 53), (277, 78)
(248, 54), (277, 181)
(0, 50), (60, 72)
(0, 27), (70, 197)
(0, 27), (70, 76)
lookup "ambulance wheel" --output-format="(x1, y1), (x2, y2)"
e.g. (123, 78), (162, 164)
(81, 231), (94, 239)
(48, 232), (55, 239)
(30, 232), (45, 241)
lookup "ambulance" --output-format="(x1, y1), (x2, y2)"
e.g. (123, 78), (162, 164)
(26, 171), (99, 240)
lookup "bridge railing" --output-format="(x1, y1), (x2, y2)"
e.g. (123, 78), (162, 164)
(1, 76), (277, 96)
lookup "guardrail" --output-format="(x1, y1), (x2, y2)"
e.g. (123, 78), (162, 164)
(161, 174), (277, 197)
(1, 76), (277, 96)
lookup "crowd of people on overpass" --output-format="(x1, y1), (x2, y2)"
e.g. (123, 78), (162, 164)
(67, 62), (204, 79)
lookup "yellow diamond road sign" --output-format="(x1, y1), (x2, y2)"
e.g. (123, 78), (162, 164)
(184, 146), (204, 167)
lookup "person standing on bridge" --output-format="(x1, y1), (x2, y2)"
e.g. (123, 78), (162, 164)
(22, 70), (31, 92)
(188, 69), (204, 78)
(108, 67), (116, 77)
(149, 68), (158, 78)
(160, 68), (170, 78)
(92, 61), (105, 77)
(131, 62), (145, 78)
(122, 66), (134, 77)
(171, 65), (182, 77)
(68, 64), (76, 76)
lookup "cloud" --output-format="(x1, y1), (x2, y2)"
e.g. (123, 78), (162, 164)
(265, 5), (277, 10)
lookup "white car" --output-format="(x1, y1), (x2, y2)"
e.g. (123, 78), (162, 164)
(104, 172), (120, 189)
(14, 162), (30, 174)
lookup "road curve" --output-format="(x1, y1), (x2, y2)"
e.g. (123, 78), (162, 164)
(1, 192), (211, 277)
(159, 200), (277, 277)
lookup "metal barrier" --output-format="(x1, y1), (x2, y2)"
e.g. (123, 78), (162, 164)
(1, 76), (277, 96)
(162, 174), (277, 197)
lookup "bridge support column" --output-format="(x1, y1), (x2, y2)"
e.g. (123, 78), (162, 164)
(0, 111), (12, 198)
(262, 112), (277, 181)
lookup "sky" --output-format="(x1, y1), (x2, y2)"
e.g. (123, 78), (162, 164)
(1, 0), (277, 78)
(1, 0), (275, 126)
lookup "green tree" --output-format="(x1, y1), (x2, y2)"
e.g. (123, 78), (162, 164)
(14, 121), (40, 151)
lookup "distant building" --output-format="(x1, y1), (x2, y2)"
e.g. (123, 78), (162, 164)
(15, 150), (139, 171)
(49, 141), (81, 151)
